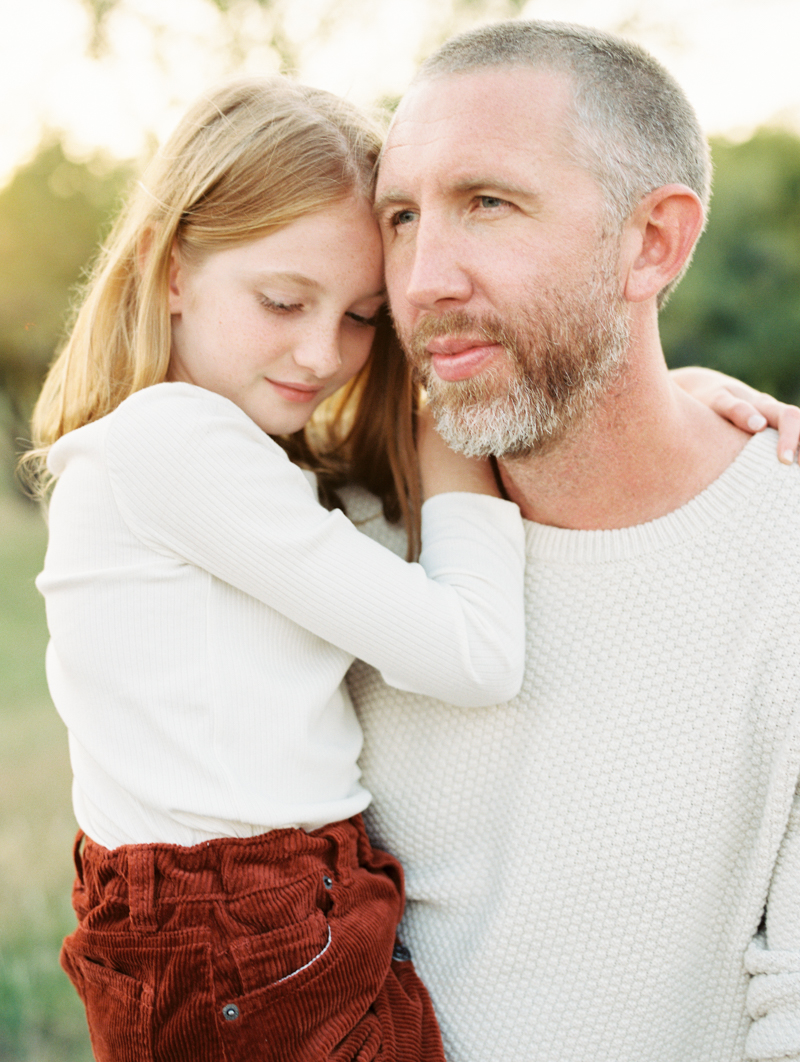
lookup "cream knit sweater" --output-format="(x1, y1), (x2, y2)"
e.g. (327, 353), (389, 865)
(346, 429), (800, 1062)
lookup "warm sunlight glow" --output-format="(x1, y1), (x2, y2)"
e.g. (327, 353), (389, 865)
(4, 0), (800, 185)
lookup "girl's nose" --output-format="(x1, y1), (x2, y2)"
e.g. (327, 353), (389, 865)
(291, 325), (342, 378)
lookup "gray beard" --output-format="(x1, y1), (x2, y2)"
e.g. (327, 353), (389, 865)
(402, 268), (631, 459)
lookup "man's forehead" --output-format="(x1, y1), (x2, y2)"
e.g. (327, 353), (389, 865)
(391, 67), (571, 131)
(377, 67), (575, 193)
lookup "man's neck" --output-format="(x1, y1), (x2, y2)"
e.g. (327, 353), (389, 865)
(498, 361), (750, 530)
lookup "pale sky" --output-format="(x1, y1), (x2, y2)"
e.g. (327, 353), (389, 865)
(2, 0), (800, 187)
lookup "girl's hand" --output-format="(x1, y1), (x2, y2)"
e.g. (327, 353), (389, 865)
(672, 365), (800, 464)
(416, 405), (500, 499)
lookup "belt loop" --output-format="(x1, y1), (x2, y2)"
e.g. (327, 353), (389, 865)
(332, 819), (358, 885)
(128, 846), (158, 933)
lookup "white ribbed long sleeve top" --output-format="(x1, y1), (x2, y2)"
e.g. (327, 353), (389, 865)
(347, 430), (800, 1062)
(36, 383), (525, 848)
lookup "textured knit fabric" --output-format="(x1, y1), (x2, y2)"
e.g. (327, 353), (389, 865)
(37, 382), (525, 849)
(345, 428), (800, 1062)
(61, 818), (446, 1062)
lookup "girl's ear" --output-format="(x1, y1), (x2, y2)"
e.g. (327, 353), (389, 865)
(136, 227), (183, 313)
(167, 243), (184, 315)
(620, 184), (705, 304)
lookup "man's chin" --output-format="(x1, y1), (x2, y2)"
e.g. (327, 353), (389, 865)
(426, 373), (614, 460)
(428, 401), (542, 460)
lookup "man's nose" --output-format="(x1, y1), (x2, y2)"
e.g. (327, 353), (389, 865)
(403, 218), (472, 310)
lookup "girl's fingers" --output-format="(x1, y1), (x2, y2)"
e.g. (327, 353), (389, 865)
(706, 387), (768, 433)
(775, 403), (800, 464)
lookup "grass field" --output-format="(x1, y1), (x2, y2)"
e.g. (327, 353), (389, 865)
(0, 489), (93, 1061)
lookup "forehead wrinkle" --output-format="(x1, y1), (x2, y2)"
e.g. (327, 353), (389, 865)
(383, 71), (586, 182)
(380, 120), (576, 192)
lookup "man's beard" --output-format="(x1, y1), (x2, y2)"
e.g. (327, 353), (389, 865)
(400, 252), (631, 459)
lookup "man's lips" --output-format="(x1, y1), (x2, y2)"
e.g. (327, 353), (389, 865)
(425, 337), (504, 382)
(266, 379), (324, 403)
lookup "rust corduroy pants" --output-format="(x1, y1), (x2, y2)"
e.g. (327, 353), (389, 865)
(60, 816), (445, 1061)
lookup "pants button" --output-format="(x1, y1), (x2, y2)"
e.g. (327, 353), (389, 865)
(222, 1003), (240, 1021)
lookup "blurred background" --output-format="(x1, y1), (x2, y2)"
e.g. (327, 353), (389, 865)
(1, 0), (799, 1057)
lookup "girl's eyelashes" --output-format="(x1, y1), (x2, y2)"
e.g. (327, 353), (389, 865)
(259, 294), (303, 313)
(346, 309), (382, 327)
(258, 293), (384, 326)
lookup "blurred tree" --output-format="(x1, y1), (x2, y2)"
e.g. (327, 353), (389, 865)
(662, 129), (800, 403)
(79, 0), (534, 84)
(77, 0), (317, 74)
(0, 140), (131, 487)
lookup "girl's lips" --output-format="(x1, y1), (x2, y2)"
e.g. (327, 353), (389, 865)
(428, 341), (505, 382)
(267, 379), (324, 403)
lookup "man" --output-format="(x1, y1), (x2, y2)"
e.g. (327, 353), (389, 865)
(345, 20), (800, 1062)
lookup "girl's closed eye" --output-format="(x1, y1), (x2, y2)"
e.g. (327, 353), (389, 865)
(346, 309), (382, 327)
(259, 294), (303, 313)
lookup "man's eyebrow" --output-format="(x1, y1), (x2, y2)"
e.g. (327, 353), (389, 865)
(373, 190), (409, 217)
(373, 179), (541, 217)
(453, 177), (541, 202)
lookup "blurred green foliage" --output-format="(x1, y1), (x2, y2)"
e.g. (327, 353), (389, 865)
(662, 128), (800, 403)
(0, 141), (132, 490)
(0, 491), (93, 1061)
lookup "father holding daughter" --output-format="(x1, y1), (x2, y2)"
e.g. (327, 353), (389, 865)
(29, 14), (800, 1062)
(349, 18), (800, 1062)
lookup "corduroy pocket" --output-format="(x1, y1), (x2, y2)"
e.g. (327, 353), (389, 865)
(230, 907), (332, 990)
(61, 937), (155, 1062)
(61, 927), (225, 1062)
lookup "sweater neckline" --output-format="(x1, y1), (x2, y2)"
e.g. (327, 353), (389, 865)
(523, 429), (781, 563)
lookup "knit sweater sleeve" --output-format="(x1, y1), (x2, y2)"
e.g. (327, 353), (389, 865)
(100, 383), (525, 707)
(745, 783), (800, 1062)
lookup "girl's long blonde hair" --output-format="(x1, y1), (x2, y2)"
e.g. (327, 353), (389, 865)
(24, 77), (421, 554)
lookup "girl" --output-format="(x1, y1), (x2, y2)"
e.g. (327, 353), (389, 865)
(26, 77), (527, 1062)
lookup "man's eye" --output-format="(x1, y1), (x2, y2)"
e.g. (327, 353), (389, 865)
(390, 208), (418, 228)
(478, 196), (507, 209)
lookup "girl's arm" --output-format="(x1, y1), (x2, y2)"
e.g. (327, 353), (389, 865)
(672, 365), (800, 463)
(106, 384), (526, 708)
(415, 404), (500, 499)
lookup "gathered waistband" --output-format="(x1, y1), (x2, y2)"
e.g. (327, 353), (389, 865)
(73, 816), (376, 934)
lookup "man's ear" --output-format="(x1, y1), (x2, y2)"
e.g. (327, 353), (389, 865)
(621, 185), (705, 304)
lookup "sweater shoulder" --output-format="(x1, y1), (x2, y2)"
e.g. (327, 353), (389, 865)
(339, 485), (408, 559)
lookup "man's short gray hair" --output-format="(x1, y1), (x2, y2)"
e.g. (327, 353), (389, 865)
(415, 20), (712, 304)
